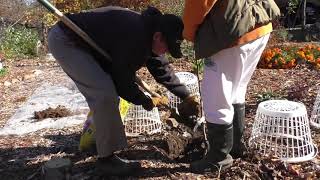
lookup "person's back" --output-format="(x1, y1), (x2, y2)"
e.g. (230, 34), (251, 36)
(60, 7), (152, 70)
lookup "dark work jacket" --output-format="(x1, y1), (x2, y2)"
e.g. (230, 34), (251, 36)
(57, 7), (189, 105)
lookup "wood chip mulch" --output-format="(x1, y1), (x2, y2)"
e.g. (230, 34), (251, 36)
(0, 53), (319, 179)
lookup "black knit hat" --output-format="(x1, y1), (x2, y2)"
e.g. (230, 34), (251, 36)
(158, 14), (184, 58)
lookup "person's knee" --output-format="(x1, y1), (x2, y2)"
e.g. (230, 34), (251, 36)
(91, 95), (119, 110)
(205, 108), (234, 125)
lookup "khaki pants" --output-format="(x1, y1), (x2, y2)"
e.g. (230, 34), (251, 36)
(48, 24), (127, 157)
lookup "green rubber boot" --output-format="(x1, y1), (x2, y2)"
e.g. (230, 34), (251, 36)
(190, 123), (233, 173)
(230, 103), (247, 159)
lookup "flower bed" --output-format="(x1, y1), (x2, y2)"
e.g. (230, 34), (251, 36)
(258, 44), (320, 69)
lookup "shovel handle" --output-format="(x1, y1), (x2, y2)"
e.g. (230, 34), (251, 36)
(37, 0), (112, 61)
(37, 0), (62, 15)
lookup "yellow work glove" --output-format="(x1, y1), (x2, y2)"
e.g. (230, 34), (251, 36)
(152, 96), (169, 107)
(178, 95), (201, 119)
(142, 96), (169, 111)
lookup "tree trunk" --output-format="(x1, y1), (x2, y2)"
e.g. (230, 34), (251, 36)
(41, 158), (72, 180)
(302, 0), (307, 29)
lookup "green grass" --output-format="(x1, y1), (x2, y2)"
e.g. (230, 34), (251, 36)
(191, 59), (204, 74)
(256, 90), (284, 103)
(0, 67), (8, 77)
(0, 26), (39, 59)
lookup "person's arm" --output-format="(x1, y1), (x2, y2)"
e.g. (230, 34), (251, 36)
(183, 0), (217, 42)
(146, 55), (190, 99)
(110, 61), (150, 105)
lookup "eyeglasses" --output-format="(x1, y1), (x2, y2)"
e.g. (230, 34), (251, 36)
(175, 40), (183, 44)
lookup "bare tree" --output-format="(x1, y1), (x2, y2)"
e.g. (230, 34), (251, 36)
(301, 0), (306, 28)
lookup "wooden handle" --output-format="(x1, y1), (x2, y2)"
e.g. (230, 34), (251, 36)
(59, 16), (112, 61)
(135, 76), (161, 98)
(37, 0), (59, 14)
(37, 0), (112, 62)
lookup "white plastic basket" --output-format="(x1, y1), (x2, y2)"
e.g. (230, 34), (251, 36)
(167, 72), (199, 109)
(310, 89), (320, 128)
(123, 105), (162, 137)
(249, 100), (318, 163)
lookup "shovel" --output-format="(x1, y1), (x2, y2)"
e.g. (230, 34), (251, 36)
(37, 0), (161, 98)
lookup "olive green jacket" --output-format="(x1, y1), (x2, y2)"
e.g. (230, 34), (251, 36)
(194, 0), (280, 59)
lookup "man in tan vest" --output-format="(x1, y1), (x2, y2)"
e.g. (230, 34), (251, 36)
(182, 0), (280, 173)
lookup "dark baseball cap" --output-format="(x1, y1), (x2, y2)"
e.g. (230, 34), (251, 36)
(158, 14), (184, 58)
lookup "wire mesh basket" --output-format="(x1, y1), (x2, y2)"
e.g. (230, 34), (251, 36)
(310, 89), (320, 128)
(123, 105), (162, 137)
(249, 100), (318, 163)
(167, 72), (199, 109)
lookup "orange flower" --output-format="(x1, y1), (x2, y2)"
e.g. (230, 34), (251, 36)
(305, 44), (315, 50)
(274, 47), (282, 54)
(266, 57), (272, 62)
(297, 51), (306, 59)
(261, 46), (302, 69)
(288, 59), (296, 67)
(306, 54), (314, 62)
(299, 47), (305, 51)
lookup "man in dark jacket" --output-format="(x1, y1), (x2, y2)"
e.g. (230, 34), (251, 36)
(48, 6), (199, 176)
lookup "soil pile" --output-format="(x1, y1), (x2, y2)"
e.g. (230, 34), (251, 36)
(34, 105), (72, 120)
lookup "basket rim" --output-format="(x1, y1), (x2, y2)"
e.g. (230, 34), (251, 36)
(257, 100), (307, 117)
(249, 138), (318, 163)
(175, 72), (198, 85)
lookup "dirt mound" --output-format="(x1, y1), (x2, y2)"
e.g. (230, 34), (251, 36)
(177, 95), (201, 121)
(34, 105), (72, 120)
(124, 119), (205, 163)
